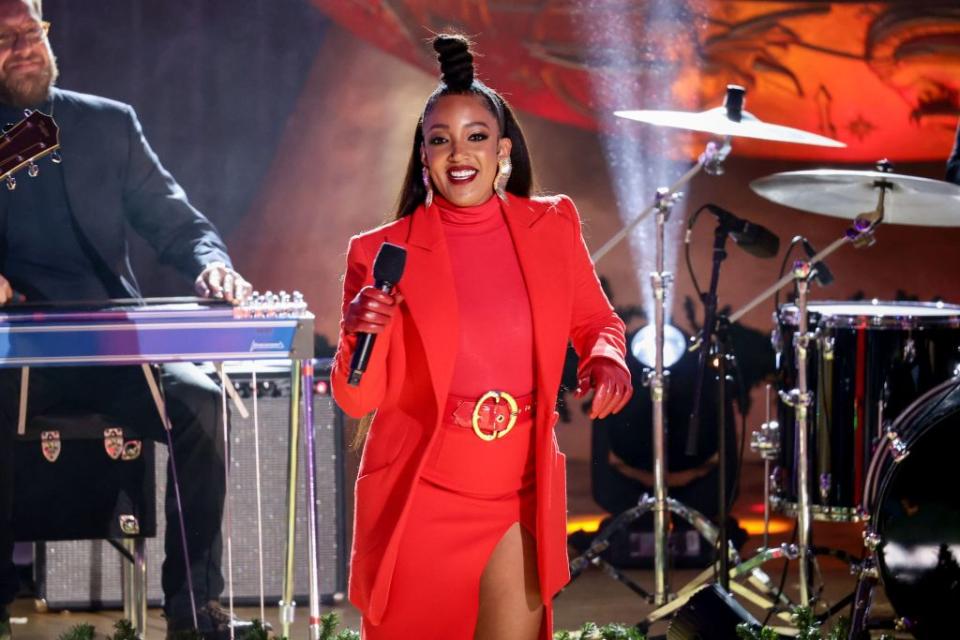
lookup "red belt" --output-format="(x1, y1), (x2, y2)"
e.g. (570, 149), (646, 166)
(444, 391), (535, 441)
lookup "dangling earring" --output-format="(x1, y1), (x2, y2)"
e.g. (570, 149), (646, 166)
(422, 166), (434, 208)
(494, 156), (512, 201)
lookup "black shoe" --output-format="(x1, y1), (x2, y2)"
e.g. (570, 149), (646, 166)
(0, 604), (11, 640)
(166, 601), (268, 640)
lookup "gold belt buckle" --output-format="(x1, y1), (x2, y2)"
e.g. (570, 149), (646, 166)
(472, 391), (519, 442)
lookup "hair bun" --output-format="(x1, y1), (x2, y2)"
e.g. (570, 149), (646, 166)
(433, 34), (474, 91)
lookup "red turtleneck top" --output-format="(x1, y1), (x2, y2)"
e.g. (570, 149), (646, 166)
(435, 195), (534, 398)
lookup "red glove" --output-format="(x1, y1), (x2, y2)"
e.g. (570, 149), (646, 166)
(575, 358), (633, 420)
(342, 286), (404, 335)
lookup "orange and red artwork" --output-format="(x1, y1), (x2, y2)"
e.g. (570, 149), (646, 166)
(312, 1), (960, 162)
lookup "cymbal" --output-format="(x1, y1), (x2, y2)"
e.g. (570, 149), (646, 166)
(613, 107), (846, 148)
(751, 169), (960, 227)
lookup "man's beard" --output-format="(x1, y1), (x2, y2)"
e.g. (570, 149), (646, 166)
(0, 51), (58, 108)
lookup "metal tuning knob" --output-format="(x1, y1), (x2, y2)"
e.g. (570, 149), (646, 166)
(27, 162), (39, 178)
(290, 291), (307, 316)
(750, 420), (780, 460)
(885, 429), (910, 463)
(778, 388), (811, 408)
(5, 175), (15, 191)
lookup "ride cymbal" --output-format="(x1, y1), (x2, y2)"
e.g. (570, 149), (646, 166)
(751, 169), (960, 226)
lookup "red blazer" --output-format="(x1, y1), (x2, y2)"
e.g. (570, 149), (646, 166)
(331, 193), (628, 624)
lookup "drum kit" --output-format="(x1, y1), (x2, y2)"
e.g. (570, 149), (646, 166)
(575, 85), (960, 638)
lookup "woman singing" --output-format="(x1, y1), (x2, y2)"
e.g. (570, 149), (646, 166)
(331, 34), (632, 639)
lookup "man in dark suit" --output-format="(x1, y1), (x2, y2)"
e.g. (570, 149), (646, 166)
(0, 1), (253, 638)
(948, 120), (960, 185)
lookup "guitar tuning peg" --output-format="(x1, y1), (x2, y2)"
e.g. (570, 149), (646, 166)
(5, 175), (15, 191)
(27, 162), (38, 178)
(2, 123), (12, 133)
(22, 109), (31, 117)
(50, 151), (62, 164)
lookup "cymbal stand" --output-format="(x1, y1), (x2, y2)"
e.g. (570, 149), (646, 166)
(788, 260), (814, 605)
(571, 137), (734, 609)
(729, 184), (887, 607)
(650, 186), (680, 604)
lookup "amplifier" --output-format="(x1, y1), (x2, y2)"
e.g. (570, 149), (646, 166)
(35, 359), (347, 609)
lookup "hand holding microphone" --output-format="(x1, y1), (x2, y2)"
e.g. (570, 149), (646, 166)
(343, 288), (404, 335)
(345, 242), (407, 386)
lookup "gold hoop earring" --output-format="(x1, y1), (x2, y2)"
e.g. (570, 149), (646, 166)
(494, 156), (512, 201)
(422, 166), (434, 208)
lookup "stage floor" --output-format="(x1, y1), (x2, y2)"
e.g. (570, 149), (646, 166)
(5, 459), (910, 638)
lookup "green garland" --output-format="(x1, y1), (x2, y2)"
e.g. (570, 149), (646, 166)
(58, 613), (360, 640)
(736, 607), (891, 640)
(58, 620), (138, 640)
(53, 608), (894, 640)
(553, 622), (645, 639)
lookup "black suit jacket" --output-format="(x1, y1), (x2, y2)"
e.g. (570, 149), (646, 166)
(0, 88), (231, 298)
(949, 120), (960, 185)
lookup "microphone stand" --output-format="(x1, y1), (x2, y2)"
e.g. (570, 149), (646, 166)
(690, 221), (734, 590)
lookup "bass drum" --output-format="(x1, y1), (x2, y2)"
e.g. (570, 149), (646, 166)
(863, 377), (960, 638)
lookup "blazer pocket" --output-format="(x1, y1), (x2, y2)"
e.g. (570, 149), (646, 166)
(357, 411), (411, 478)
(352, 464), (396, 555)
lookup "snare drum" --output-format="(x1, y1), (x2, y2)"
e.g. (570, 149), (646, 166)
(773, 301), (960, 521)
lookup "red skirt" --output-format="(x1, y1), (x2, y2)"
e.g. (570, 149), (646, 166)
(361, 402), (551, 639)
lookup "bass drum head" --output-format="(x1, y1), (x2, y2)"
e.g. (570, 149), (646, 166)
(874, 378), (960, 638)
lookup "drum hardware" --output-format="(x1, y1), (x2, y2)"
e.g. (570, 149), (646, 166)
(749, 384), (780, 551)
(577, 90), (735, 609)
(862, 531), (881, 552)
(580, 85), (846, 627)
(790, 264), (815, 606)
(727, 196), (887, 608)
(569, 179), (729, 610)
(818, 473), (831, 505)
(851, 560), (880, 581)
(902, 337), (916, 363)
(822, 335), (835, 361)
(883, 429), (909, 463)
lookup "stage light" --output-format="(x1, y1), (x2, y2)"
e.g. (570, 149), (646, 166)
(738, 517), (791, 536)
(667, 584), (761, 640)
(630, 323), (687, 369)
(566, 514), (606, 535)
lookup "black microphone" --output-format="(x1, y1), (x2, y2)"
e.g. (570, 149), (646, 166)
(801, 237), (835, 287)
(704, 204), (780, 259)
(348, 242), (407, 386)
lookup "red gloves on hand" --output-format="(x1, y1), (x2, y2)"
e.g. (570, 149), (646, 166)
(344, 288), (631, 421)
(342, 286), (403, 335)
(575, 358), (633, 420)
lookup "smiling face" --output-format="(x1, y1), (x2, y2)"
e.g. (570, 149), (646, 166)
(421, 93), (512, 207)
(0, 0), (56, 108)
